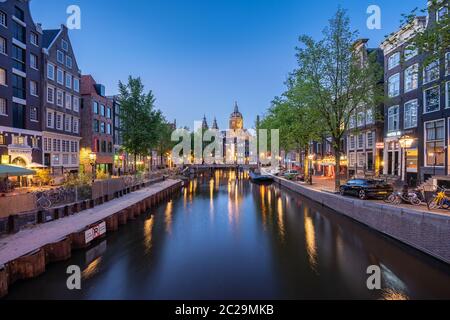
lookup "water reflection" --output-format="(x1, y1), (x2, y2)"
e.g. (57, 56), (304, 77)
(304, 208), (318, 273)
(5, 170), (450, 300)
(143, 216), (154, 254)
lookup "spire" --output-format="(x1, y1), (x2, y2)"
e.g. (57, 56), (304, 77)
(202, 115), (209, 130)
(212, 117), (219, 130)
(234, 101), (239, 113)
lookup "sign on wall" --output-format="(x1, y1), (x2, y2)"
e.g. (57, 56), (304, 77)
(84, 222), (106, 244)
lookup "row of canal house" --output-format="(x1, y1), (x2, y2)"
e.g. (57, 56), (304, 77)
(0, 0), (126, 178)
(310, 3), (449, 187)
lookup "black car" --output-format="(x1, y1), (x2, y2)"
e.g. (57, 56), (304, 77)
(339, 179), (394, 200)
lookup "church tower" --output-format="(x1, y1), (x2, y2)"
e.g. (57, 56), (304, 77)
(212, 117), (219, 130)
(202, 115), (209, 130)
(229, 102), (244, 130)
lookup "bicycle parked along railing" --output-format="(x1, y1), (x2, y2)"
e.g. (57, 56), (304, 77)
(427, 186), (450, 210)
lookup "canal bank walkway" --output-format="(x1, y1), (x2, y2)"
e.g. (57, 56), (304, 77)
(0, 179), (181, 266)
(301, 176), (450, 217)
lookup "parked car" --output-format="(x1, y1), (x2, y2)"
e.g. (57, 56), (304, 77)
(284, 170), (299, 180)
(339, 179), (393, 200)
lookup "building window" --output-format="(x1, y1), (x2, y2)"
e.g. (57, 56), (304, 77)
(93, 101), (99, 114)
(56, 113), (63, 130)
(47, 63), (55, 80)
(100, 122), (106, 133)
(0, 68), (5, 85)
(107, 108), (112, 119)
(30, 107), (38, 121)
(404, 47), (418, 61)
(357, 134), (364, 149)
(73, 118), (79, 133)
(357, 111), (365, 127)
(56, 90), (63, 107)
(424, 86), (440, 113)
(52, 154), (60, 166)
(388, 73), (400, 97)
(57, 50), (64, 64)
(388, 52), (400, 70)
(349, 153), (356, 167)
(349, 114), (356, 129)
(446, 81), (450, 109)
(47, 86), (55, 104)
(436, 6), (448, 22)
(65, 73), (72, 89)
(446, 52), (450, 76)
(12, 21), (25, 43)
(65, 93), (72, 110)
(388, 105), (399, 132)
(30, 53), (38, 69)
(0, 134), (5, 145)
(102, 140), (107, 153)
(107, 123), (112, 135)
(66, 56), (72, 69)
(57, 69), (64, 85)
(404, 64), (418, 92)
(62, 39), (69, 51)
(47, 111), (54, 128)
(65, 116), (71, 132)
(425, 120), (445, 167)
(63, 154), (69, 165)
(93, 120), (99, 133)
(12, 74), (25, 99)
(30, 32), (38, 46)
(100, 104), (105, 116)
(367, 132), (374, 148)
(0, 36), (6, 55)
(108, 142), (113, 153)
(423, 60), (439, 84)
(12, 45), (25, 72)
(71, 154), (77, 165)
(366, 108), (374, 125)
(14, 6), (24, 21)
(0, 11), (6, 27)
(0, 98), (7, 115)
(30, 80), (38, 96)
(13, 135), (25, 145)
(73, 97), (79, 112)
(73, 78), (80, 92)
(404, 99), (418, 129)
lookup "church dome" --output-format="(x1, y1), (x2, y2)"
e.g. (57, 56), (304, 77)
(229, 102), (244, 130)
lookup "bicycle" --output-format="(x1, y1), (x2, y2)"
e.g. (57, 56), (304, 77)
(427, 186), (450, 210)
(34, 190), (52, 210)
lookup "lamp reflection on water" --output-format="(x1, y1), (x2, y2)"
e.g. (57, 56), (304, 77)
(304, 207), (318, 273)
(143, 216), (155, 254)
(277, 197), (285, 242)
(82, 257), (102, 280)
(165, 201), (173, 234)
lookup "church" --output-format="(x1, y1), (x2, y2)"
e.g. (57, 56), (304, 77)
(201, 102), (255, 165)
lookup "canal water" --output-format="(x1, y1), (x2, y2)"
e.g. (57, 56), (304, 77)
(6, 170), (450, 299)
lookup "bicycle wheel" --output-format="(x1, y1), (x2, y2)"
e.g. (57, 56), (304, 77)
(410, 197), (422, 206)
(428, 198), (440, 210)
(384, 193), (396, 203)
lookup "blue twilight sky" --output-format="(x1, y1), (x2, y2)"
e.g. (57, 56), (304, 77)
(31, 0), (425, 129)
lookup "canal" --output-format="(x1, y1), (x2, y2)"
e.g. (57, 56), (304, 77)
(6, 170), (450, 299)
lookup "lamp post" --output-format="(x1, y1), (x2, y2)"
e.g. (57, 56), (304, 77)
(399, 135), (414, 183)
(89, 152), (97, 183)
(308, 154), (315, 185)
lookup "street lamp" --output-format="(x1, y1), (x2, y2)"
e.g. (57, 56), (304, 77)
(89, 152), (97, 183)
(399, 135), (414, 183)
(308, 154), (315, 185)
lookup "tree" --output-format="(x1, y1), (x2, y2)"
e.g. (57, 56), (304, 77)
(155, 119), (177, 168)
(292, 8), (383, 191)
(260, 80), (323, 177)
(118, 76), (162, 171)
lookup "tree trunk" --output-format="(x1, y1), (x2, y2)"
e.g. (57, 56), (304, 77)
(334, 148), (341, 192)
(134, 153), (137, 174)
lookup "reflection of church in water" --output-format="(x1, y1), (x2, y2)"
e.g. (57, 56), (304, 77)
(201, 102), (255, 165)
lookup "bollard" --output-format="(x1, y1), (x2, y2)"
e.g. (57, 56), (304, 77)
(8, 249), (46, 284)
(44, 237), (72, 263)
(7, 214), (20, 234)
(118, 210), (128, 225)
(0, 265), (8, 298)
(70, 230), (89, 250)
(106, 214), (119, 231)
